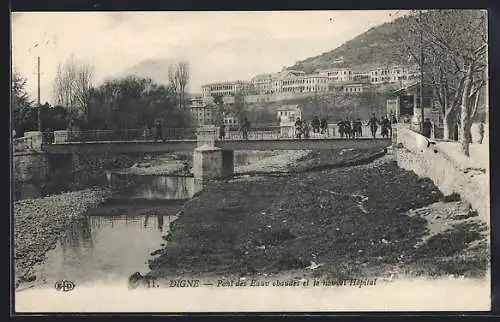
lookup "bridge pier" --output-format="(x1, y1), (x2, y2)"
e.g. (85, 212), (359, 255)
(193, 126), (234, 181)
(24, 131), (44, 152)
(13, 131), (49, 183)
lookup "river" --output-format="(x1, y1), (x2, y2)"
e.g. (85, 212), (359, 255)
(21, 175), (203, 290)
(18, 151), (279, 291)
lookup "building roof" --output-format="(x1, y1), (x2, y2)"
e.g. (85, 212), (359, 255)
(304, 74), (329, 78)
(251, 74), (273, 81)
(392, 80), (421, 95)
(277, 104), (301, 112)
(287, 70), (306, 75)
(202, 80), (250, 87)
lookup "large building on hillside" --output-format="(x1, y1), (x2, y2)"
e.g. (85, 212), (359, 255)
(202, 64), (420, 98)
(351, 69), (371, 83)
(370, 65), (419, 84)
(343, 83), (365, 93)
(276, 71), (328, 94)
(319, 68), (353, 83)
(250, 73), (274, 95)
(201, 80), (252, 99)
(189, 97), (217, 126)
(223, 113), (240, 128)
(248, 70), (329, 95)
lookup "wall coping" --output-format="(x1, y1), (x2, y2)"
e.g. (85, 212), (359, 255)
(194, 144), (222, 152)
(396, 125), (487, 172)
(13, 151), (46, 157)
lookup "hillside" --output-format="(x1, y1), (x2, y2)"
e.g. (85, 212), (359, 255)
(114, 58), (173, 85)
(243, 85), (399, 125)
(288, 15), (412, 72)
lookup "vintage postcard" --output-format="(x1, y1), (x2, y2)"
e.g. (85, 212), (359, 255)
(11, 10), (490, 313)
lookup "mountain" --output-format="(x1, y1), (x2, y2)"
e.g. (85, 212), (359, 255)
(287, 15), (411, 72)
(113, 58), (173, 85)
(112, 58), (201, 98)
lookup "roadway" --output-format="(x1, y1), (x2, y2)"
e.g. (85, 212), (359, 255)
(43, 138), (392, 154)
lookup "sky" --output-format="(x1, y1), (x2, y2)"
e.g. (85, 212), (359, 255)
(12, 10), (404, 104)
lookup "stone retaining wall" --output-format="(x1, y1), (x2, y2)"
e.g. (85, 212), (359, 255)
(13, 152), (48, 182)
(395, 126), (489, 223)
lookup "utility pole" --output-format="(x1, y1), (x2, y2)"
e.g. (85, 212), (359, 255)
(419, 10), (425, 132)
(34, 56), (42, 132)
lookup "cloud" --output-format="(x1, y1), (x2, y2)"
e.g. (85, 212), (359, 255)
(11, 10), (402, 102)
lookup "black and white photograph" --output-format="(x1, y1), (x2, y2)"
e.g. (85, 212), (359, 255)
(11, 10), (490, 312)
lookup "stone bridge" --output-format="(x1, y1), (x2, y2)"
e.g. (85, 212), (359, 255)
(13, 126), (392, 182)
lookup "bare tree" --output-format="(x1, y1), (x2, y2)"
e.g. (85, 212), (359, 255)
(176, 61), (189, 109)
(167, 62), (190, 110)
(52, 55), (95, 120)
(167, 64), (178, 99)
(395, 10), (487, 154)
(74, 61), (95, 115)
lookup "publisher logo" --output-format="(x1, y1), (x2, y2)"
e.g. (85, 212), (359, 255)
(54, 280), (75, 292)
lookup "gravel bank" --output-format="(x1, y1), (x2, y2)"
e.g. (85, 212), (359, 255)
(14, 188), (112, 284)
(234, 150), (310, 174)
(114, 155), (190, 176)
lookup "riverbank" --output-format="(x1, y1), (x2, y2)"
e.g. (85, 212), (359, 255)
(147, 151), (489, 282)
(113, 154), (190, 176)
(13, 188), (113, 285)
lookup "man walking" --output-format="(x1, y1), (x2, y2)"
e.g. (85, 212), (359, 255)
(337, 119), (345, 138)
(381, 116), (391, 139)
(320, 117), (328, 135)
(219, 122), (226, 140)
(367, 113), (379, 138)
(241, 117), (250, 140)
(312, 116), (320, 133)
(154, 119), (165, 142)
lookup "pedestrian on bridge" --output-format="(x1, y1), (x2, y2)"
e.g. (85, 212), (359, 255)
(312, 116), (321, 133)
(219, 123), (226, 140)
(302, 120), (311, 139)
(354, 118), (363, 137)
(367, 113), (379, 138)
(337, 120), (345, 138)
(381, 116), (391, 139)
(154, 119), (165, 142)
(320, 117), (328, 135)
(142, 124), (151, 141)
(344, 118), (354, 139)
(241, 117), (250, 140)
(295, 118), (303, 139)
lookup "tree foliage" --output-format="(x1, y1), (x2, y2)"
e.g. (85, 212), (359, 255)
(232, 86), (247, 123)
(12, 72), (35, 135)
(87, 75), (194, 130)
(212, 94), (225, 124)
(11, 72), (69, 135)
(395, 9), (487, 153)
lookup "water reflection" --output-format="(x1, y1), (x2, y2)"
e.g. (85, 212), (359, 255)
(32, 206), (178, 288)
(112, 175), (204, 200)
(143, 215), (165, 231)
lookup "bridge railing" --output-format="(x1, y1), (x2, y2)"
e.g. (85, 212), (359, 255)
(220, 126), (283, 140)
(13, 136), (34, 152)
(55, 128), (198, 143)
